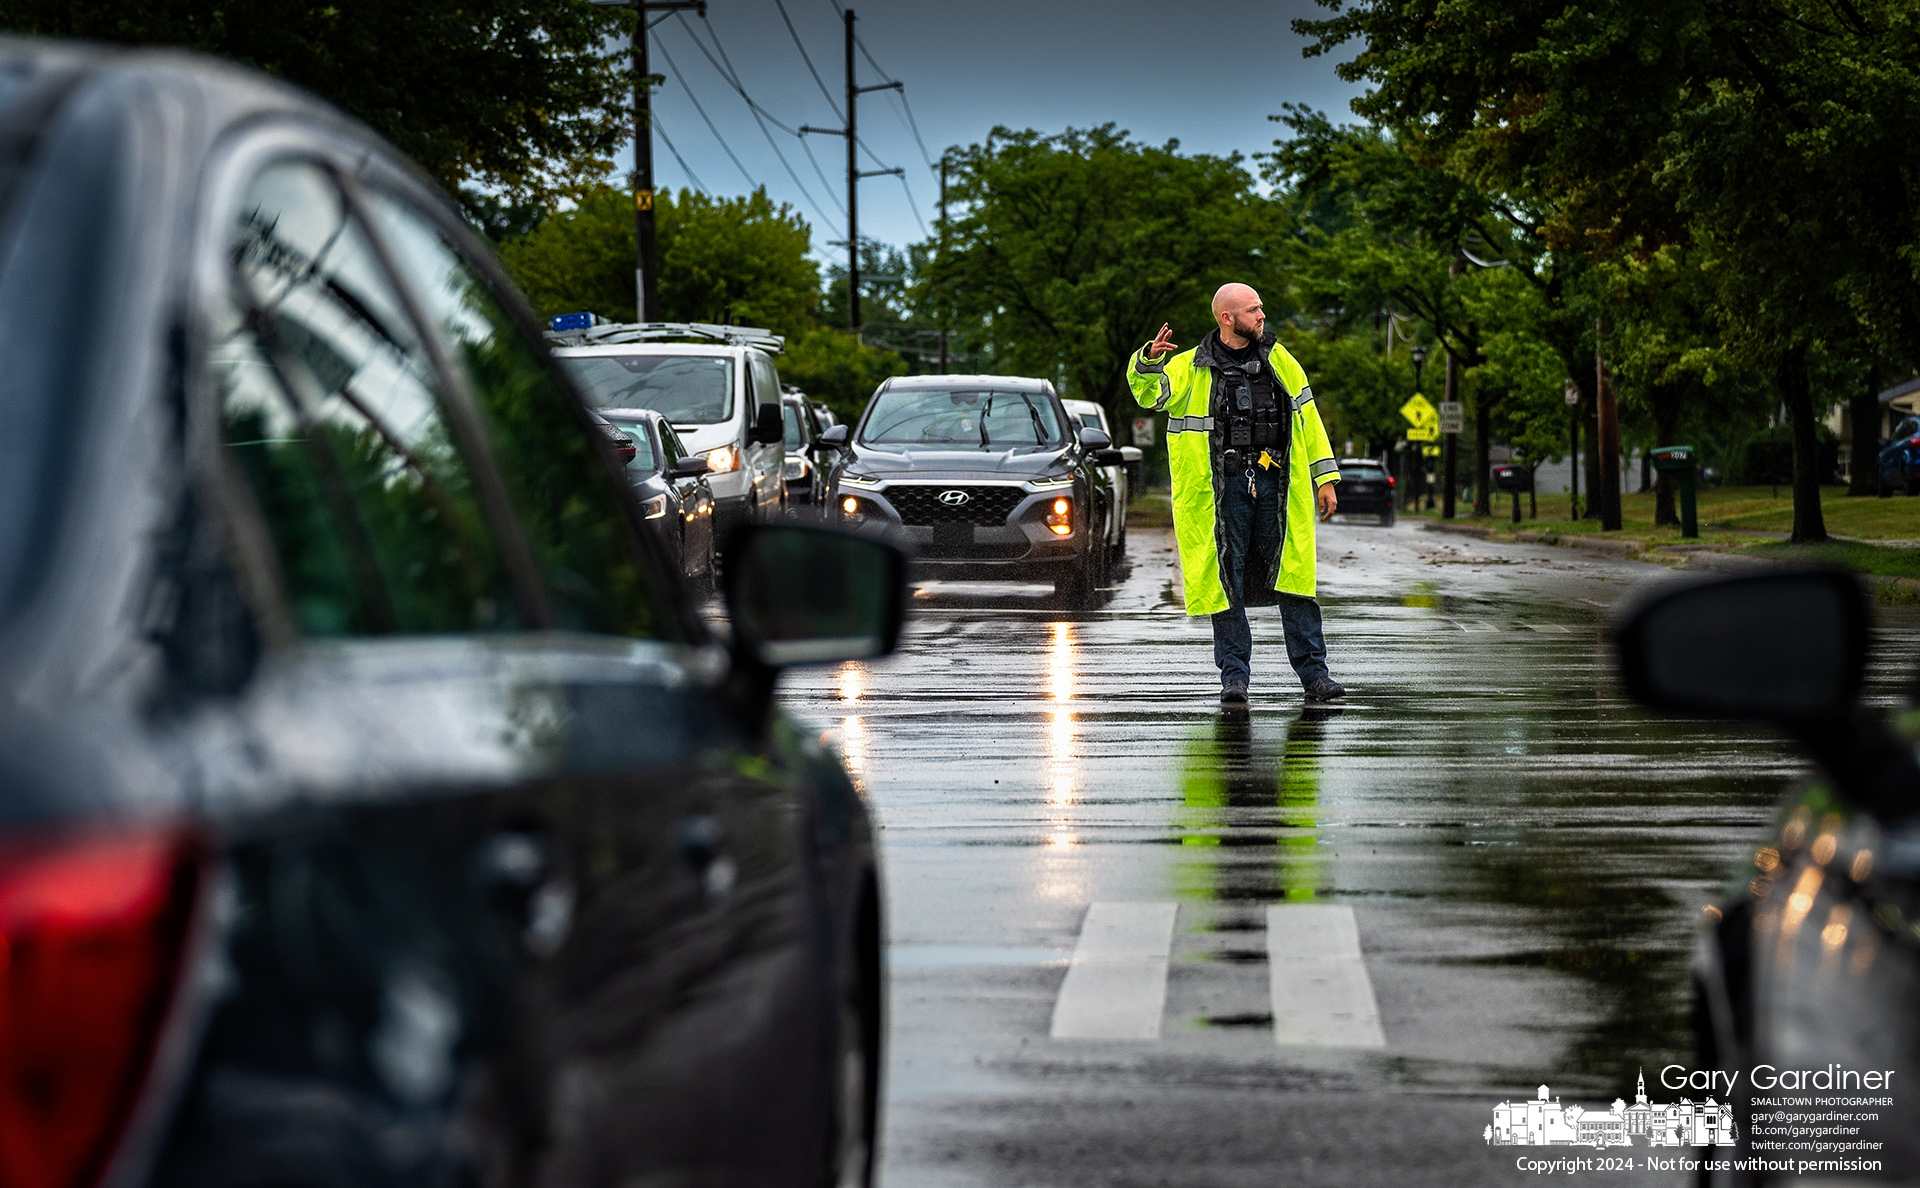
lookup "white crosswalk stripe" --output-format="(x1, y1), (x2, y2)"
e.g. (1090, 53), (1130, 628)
(1266, 904), (1387, 1048)
(1049, 902), (1177, 1039)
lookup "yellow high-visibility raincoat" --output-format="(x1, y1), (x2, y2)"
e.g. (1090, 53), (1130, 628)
(1127, 331), (1339, 616)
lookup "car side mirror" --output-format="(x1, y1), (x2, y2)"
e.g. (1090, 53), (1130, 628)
(723, 525), (906, 669)
(1613, 569), (1869, 726)
(818, 424), (850, 449)
(1078, 426), (1112, 451)
(748, 403), (784, 446)
(671, 456), (709, 478)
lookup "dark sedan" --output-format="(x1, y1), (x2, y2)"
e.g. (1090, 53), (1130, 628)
(1335, 458), (1396, 524)
(819, 375), (1122, 606)
(0, 42), (900, 1188)
(602, 408), (719, 593)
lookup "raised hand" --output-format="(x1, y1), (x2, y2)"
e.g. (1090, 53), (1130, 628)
(1144, 323), (1177, 359)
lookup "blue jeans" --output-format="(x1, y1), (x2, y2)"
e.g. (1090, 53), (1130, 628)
(1209, 462), (1330, 689)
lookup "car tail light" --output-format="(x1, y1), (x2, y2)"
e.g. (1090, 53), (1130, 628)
(1387, 476), (1396, 486)
(0, 829), (200, 1188)
(1908, 436), (1920, 448)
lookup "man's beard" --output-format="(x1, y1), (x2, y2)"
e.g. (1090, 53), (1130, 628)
(1228, 314), (1263, 341)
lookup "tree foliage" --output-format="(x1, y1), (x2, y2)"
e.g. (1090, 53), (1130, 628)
(924, 125), (1281, 433)
(0, 0), (633, 215)
(500, 184), (821, 336)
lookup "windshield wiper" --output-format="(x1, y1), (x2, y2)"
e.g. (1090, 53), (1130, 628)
(1023, 396), (1048, 448)
(979, 392), (992, 448)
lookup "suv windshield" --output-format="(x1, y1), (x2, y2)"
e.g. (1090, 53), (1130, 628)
(560, 353), (734, 424)
(1340, 463), (1386, 480)
(860, 388), (1065, 449)
(602, 415), (660, 474)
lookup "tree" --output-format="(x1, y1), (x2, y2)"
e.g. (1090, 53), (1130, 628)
(0, 0), (633, 217)
(779, 328), (908, 424)
(500, 184), (821, 337)
(924, 125), (1281, 438)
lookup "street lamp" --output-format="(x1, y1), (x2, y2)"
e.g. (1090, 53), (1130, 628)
(1409, 344), (1429, 393)
(589, 0), (707, 322)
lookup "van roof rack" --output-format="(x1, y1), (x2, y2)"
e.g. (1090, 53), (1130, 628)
(543, 313), (784, 354)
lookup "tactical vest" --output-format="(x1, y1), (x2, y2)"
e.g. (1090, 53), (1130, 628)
(1219, 355), (1286, 452)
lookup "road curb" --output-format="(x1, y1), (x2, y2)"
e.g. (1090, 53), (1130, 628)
(1421, 521), (1495, 539)
(1559, 534), (1645, 557)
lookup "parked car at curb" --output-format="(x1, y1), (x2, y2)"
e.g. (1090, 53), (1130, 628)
(1614, 570), (1920, 1185)
(1336, 458), (1397, 525)
(600, 408), (720, 593)
(0, 41), (901, 1188)
(819, 375), (1123, 607)
(1876, 414), (1920, 496)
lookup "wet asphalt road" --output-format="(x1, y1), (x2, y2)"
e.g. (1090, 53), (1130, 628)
(779, 516), (1920, 1188)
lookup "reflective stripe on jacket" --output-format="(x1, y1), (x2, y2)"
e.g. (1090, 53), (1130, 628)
(1127, 335), (1339, 615)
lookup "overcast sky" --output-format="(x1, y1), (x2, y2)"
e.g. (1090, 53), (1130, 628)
(637, 0), (1370, 266)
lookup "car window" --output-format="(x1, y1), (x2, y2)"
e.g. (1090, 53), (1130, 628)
(749, 352), (780, 417)
(360, 188), (664, 638)
(782, 403), (805, 449)
(657, 422), (683, 466)
(558, 353), (735, 425)
(860, 389), (1066, 449)
(1896, 418), (1920, 440)
(602, 415), (659, 475)
(213, 160), (516, 636)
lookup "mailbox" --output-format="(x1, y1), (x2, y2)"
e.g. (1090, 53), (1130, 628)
(1649, 444), (1699, 538)
(1491, 463), (1532, 493)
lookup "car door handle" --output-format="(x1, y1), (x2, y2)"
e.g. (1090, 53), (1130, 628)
(676, 814), (738, 902)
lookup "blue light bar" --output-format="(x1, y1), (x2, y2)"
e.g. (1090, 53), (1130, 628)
(550, 311), (597, 332)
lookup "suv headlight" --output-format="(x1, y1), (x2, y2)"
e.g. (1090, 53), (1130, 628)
(641, 493), (669, 519)
(704, 445), (741, 474)
(784, 456), (809, 479)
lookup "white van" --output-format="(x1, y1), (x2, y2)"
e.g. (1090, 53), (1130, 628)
(547, 319), (788, 541)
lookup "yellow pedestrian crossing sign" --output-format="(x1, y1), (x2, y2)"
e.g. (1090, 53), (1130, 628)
(1400, 393), (1438, 441)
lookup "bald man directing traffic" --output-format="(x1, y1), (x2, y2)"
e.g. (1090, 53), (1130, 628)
(1128, 284), (1345, 704)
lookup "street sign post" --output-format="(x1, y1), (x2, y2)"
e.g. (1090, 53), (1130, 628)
(1131, 417), (1156, 447)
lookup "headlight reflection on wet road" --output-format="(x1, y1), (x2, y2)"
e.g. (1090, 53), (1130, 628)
(1048, 621), (1077, 846)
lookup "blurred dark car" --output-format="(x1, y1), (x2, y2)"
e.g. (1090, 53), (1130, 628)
(819, 375), (1122, 607)
(781, 392), (827, 514)
(1877, 414), (1920, 495)
(600, 408), (719, 593)
(1615, 571), (1920, 1185)
(0, 42), (901, 1188)
(1335, 458), (1396, 525)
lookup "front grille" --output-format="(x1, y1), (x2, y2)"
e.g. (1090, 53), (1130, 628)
(887, 484), (1028, 527)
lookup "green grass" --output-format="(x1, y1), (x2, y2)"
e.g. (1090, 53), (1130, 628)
(1414, 485), (1920, 543)
(1743, 540), (1920, 581)
(1128, 487), (1173, 529)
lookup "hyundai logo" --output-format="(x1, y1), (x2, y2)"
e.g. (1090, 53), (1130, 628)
(937, 489), (971, 506)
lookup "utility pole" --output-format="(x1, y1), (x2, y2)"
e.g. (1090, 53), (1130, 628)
(938, 156), (949, 371)
(799, 7), (902, 336)
(591, 0), (706, 322)
(1597, 316), (1622, 530)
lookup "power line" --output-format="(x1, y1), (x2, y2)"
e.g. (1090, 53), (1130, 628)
(651, 31), (760, 192)
(799, 135), (848, 216)
(820, 0), (939, 182)
(886, 88), (940, 178)
(674, 11), (844, 237)
(773, 0), (843, 122)
(649, 111), (709, 194)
